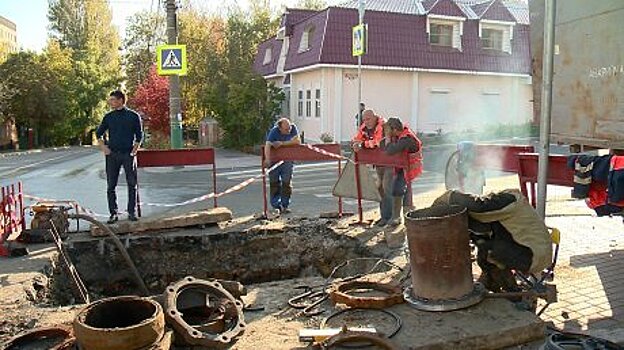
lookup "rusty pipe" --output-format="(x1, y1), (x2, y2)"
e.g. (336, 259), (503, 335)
(69, 214), (149, 296)
(404, 205), (473, 300)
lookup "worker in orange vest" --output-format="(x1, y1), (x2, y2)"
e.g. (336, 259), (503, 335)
(384, 117), (423, 226)
(352, 110), (392, 226)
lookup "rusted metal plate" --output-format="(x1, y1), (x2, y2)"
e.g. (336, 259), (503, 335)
(531, 0), (624, 149)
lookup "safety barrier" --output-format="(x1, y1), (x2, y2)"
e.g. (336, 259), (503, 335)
(136, 148), (218, 217)
(354, 149), (422, 223)
(1, 182), (26, 257)
(261, 143), (344, 218)
(516, 153), (574, 208)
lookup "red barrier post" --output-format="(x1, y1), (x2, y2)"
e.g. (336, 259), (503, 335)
(516, 153), (574, 208)
(212, 162), (218, 208)
(337, 159), (343, 217)
(18, 182), (25, 231)
(261, 150), (268, 218)
(136, 168), (142, 217)
(354, 152), (364, 223)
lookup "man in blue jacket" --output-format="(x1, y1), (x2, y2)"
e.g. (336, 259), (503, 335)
(264, 118), (300, 214)
(96, 90), (143, 223)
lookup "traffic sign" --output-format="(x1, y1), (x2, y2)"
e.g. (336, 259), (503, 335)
(352, 24), (367, 57)
(157, 44), (187, 76)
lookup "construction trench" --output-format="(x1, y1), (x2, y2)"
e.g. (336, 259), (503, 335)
(1, 203), (561, 350)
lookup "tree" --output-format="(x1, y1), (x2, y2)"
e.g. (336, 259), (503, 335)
(48, 0), (121, 141)
(296, 0), (327, 10)
(129, 66), (170, 137)
(123, 10), (166, 95)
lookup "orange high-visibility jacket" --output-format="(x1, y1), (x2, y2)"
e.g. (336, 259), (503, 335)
(352, 117), (384, 148)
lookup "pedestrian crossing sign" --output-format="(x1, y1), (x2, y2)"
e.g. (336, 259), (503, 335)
(352, 24), (367, 57)
(157, 44), (187, 76)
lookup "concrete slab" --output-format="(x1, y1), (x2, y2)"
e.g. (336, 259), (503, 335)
(387, 299), (545, 349)
(90, 207), (232, 237)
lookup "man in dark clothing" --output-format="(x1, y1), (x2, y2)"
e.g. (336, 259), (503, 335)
(264, 118), (301, 214)
(96, 90), (143, 224)
(384, 117), (422, 225)
(355, 103), (365, 128)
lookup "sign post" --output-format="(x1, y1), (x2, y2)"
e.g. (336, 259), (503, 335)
(353, 0), (366, 127)
(157, 44), (187, 149)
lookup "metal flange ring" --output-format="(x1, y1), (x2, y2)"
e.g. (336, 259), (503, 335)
(329, 281), (404, 309)
(163, 276), (245, 348)
(403, 282), (486, 312)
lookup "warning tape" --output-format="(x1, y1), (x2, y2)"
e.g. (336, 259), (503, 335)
(22, 161), (286, 215)
(302, 144), (351, 162)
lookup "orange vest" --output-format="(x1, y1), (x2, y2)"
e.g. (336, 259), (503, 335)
(398, 127), (423, 182)
(353, 118), (384, 148)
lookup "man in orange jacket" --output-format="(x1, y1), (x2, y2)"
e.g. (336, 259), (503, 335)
(351, 110), (393, 226)
(384, 117), (423, 226)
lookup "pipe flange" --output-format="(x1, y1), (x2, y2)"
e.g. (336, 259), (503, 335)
(163, 276), (245, 348)
(2, 327), (73, 350)
(403, 283), (486, 312)
(329, 281), (404, 309)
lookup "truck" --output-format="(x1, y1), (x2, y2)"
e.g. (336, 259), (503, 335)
(529, 0), (624, 151)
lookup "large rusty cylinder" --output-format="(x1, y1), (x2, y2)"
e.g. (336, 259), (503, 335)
(405, 205), (474, 300)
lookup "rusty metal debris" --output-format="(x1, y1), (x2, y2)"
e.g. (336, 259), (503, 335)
(163, 276), (245, 348)
(2, 327), (74, 350)
(69, 213), (149, 296)
(73, 296), (165, 350)
(329, 281), (404, 309)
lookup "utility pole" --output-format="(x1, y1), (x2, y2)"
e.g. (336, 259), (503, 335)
(536, 0), (556, 218)
(357, 0), (365, 127)
(165, 0), (183, 149)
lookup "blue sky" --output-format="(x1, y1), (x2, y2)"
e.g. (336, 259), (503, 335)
(0, 0), (306, 52)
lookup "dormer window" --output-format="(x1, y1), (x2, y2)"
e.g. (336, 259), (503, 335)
(430, 24), (453, 46)
(427, 15), (464, 50)
(299, 26), (315, 53)
(479, 20), (514, 53)
(263, 47), (272, 65)
(481, 28), (503, 50)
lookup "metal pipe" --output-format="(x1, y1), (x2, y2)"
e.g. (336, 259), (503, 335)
(357, 0), (365, 126)
(69, 214), (149, 296)
(536, 0), (556, 218)
(166, 0), (183, 149)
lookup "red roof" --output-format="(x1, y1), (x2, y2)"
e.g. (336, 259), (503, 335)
(253, 0), (531, 76)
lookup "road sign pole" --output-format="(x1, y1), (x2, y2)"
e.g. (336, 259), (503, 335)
(357, 0), (365, 126)
(166, 0), (183, 149)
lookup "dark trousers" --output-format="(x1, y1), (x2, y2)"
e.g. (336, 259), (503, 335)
(269, 161), (294, 209)
(105, 151), (137, 215)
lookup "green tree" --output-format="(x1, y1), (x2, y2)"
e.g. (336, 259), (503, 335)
(48, 0), (121, 142)
(123, 10), (166, 95)
(296, 0), (327, 10)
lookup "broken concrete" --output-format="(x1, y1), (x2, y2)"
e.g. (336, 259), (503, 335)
(90, 207), (232, 237)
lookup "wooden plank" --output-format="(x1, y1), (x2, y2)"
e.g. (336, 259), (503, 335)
(90, 207), (232, 237)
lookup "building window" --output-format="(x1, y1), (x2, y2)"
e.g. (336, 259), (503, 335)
(305, 90), (312, 117)
(297, 90), (304, 117)
(315, 89), (321, 118)
(299, 26), (315, 53)
(430, 23), (453, 47)
(481, 28), (504, 50)
(263, 47), (272, 65)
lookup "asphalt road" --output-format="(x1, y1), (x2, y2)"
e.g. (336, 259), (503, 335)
(0, 139), (553, 224)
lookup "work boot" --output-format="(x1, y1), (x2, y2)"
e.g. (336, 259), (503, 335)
(128, 213), (139, 222)
(387, 197), (403, 226)
(375, 219), (388, 227)
(107, 213), (118, 224)
(281, 206), (291, 214)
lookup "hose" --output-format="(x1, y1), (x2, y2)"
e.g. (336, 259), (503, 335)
(69, 213), (149, 296)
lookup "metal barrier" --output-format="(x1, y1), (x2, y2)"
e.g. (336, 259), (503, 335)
(136, 148), (218, 217)
(261, 143), (343, 218)
(517, 153), (574, 208)
(354, 149), (422, 223)
(1, 182), (26, 257)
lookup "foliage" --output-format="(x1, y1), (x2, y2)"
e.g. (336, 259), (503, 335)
(48, 0), (121, 143)
(296, 0), (327, 10)
(320, 132), (334, 143)
(123, 10), (166, 95)
(129, 66), (170, 137)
